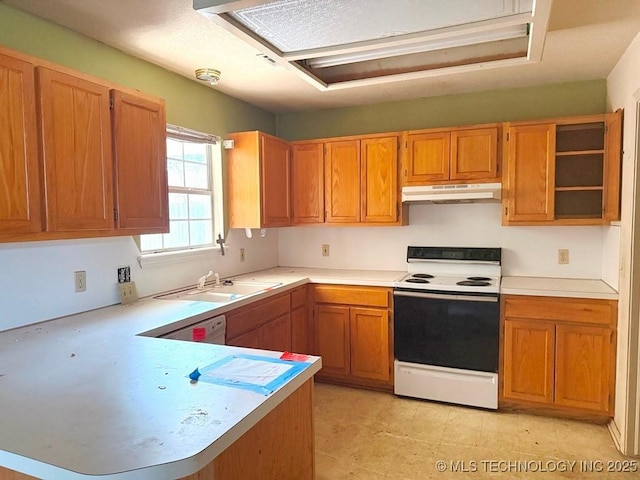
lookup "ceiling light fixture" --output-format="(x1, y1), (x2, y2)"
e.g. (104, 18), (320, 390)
(195, 68), (221, 85)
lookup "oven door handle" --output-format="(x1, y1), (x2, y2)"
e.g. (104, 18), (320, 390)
(393, 290), (498, 303)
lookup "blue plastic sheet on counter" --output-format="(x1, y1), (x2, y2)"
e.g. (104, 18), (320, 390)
(188, 354), (311, 395)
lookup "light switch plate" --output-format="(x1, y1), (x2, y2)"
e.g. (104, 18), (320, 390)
(119, 281), (138, 305)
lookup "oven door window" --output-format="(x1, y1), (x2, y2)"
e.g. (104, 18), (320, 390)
(394, 292), (499, 373)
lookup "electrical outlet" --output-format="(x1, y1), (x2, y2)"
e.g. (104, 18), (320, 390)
(558, 249), (569, 264)
(74, 271), (86, 293)
(240, 248), (245, 262)
(118, 281), (138, 305)
(322, 244), (330, 257)
(117, 266), (131, 284)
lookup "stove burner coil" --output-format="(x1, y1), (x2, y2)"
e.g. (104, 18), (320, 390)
(457, 280), (491, 287)
(406, 278), (430, 284)
(411, 273), (434, 279)
(467, 276), (491, 281)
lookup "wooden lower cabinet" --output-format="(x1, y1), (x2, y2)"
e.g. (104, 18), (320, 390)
(503, 319), (555, 404)
(225, 286), (308, 354)
(315, 305), (351, 377)
(313, 285), (392, 389)
(290, 286), (312, 354)
(262, 313), (292, 352)
(349, 307), (390, 382)
(555, 323), (612, 412)
(501, 295), (617, 417)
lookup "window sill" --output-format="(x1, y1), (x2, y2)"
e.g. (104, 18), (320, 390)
(138, 245), (226, 268)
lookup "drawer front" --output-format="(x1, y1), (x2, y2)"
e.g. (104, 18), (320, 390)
(226, 293), (291, 338)
(503, 295), (616, 326)
(313, 285), (389, 308)
(291, 286), (307, 309)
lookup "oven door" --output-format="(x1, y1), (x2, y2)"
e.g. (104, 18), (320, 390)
(393, 289), (499, 373)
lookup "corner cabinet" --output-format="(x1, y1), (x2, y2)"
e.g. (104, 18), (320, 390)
(0, 46), (168, 242)
(227, 131), (291, 229)
(225, 286), (311, 354)
(501, 295), (617, 417)
(502, 111), (622, 225)
(402, 124), (500, 185)
(312, 285), (393, 389)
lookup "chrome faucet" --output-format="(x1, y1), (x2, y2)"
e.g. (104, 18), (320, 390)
(196, 271), (213, 290)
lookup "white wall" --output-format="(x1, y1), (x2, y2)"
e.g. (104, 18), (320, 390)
(606, 30), (640, 455)
(0, 228), (279, 332)
(602, 225), (621, 290)
(278, 203), (605, 278)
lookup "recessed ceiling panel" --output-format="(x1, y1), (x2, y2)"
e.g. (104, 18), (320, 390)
(195, 0), (549, 90)
(229, 0), (534, 52)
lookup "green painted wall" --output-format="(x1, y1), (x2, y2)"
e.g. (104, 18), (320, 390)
(276, 80), (607, 141)
(0, 3), (275, 138)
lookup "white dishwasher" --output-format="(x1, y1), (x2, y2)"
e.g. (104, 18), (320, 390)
(161, 315), (226, 344)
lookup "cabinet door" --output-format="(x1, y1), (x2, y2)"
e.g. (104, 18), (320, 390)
(603, 110), (622, 222)
(111, 90), (168, 233)
(451, 127), (498, 180)
(291, 142), (324, 224)
(227, 329), (262, 349)
(262, 313), (292, 352)
(0, 54), (41, 235)
(324, 140), (360, 223)
(504, 124), (555, 223)
(291, 305), (310, 353)
(361, 137), (398, 223)
(260, 134), (291, 227)
(349, 308), (390, 382)
(405, 131), (450, 183)
(315, 305), (350, 376)
(555, 324), (612, 413)
(38, 67), (114, 232)
(503, 319), (555, 404)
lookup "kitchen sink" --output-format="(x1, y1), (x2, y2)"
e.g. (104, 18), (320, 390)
(154, 281), (281, 303)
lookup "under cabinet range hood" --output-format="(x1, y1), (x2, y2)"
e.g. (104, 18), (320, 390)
(194, 0), (552, 91)
(402, 183), (502, 204)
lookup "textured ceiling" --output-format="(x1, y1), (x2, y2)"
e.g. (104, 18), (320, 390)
(3, 0), (640, 113)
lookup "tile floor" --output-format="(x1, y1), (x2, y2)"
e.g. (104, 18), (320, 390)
(314, 383), (637, 479)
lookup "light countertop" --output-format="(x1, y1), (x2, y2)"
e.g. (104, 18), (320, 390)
(0, 266), (402, 479)
(501, 276), (618, 300)
(0, 266), (618, 479)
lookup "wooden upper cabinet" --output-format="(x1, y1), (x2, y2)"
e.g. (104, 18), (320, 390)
(324, 140), (361, 223)
(405, 131), (450, 183)
(227, 131), (291, 229)
(503, 123), (555, 223)
(37, 67), (114, 232)
(291, 142), (324, 224)
(451, 127), (498, 180)
(111, 90), (168, 233)
(404, 125), (500, 185)
(503, 111), (622, 226)
(604, 111), (622, 222)
(361, 137), (398, 223)
(0, 53), (41, 235)
(261, 134), (291, 227)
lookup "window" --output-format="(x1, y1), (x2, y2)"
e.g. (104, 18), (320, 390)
(140, 125), (222, 254)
